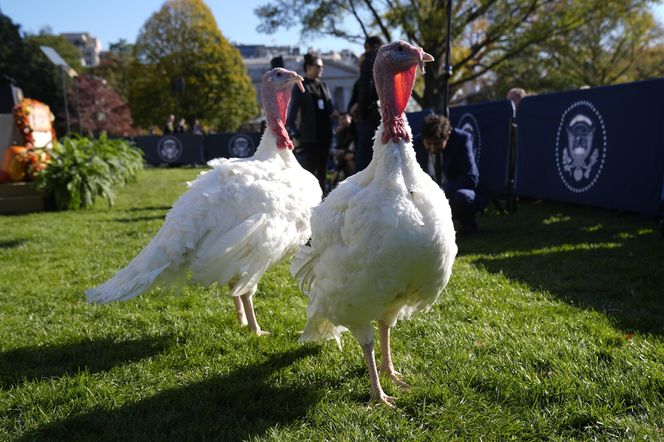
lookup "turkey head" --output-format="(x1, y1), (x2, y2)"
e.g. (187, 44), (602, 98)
(261, 68), (305, 149)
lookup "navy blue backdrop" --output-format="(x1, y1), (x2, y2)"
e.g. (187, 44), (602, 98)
(133, 133), (264, 165)
(134, 134), (205, 166)
(449, 100), (513, 195)
(406, 110), (431, 141)
(514, 79), (664, 216)
(203, 132), (262, 161)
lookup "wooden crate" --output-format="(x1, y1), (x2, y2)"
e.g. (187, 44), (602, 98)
(0, 182), (45, 214)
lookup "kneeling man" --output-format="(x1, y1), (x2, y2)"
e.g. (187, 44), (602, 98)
(417, 113), (485, 235)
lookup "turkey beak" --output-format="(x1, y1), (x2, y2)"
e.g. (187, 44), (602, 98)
(420, 51), (434, 74)
(294, 74), (305, 92)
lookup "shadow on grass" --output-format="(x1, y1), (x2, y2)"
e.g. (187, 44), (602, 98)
(460, 200), (660, 257)
(473, 242), (664, 334)
(19, 346), (322, 441)
(126, 206), (171, 212)
(0, 335), (173, 389)
(111, 215), (166, 223)
(0, 239), (27, 249)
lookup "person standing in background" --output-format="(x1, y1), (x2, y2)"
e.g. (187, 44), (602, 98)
(175, 118), (187, 133)
(287, 53), (336, 193)
(350, 36), (383, 172)
(163, 114), (175, 134)
(331, 112), (356, 185)
(506, 87), (527, 116)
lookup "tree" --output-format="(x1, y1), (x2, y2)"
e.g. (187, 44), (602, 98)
(631, 43), (664, 81)
(0, 11), (68, 135)
(256, 0), (660, 107)
(492, 1), (664, 97)
(128, 0), (258, 131)
(26, 30), (84, 72)
(89, 39), (134, 100)
(70, 74), (135, 137)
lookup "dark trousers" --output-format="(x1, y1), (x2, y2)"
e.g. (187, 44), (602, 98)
(448, 189), (484, 227)
(300, 142), (330, 192)
(355, 119), (379, 172)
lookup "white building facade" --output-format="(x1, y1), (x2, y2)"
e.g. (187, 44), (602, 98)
(239, 45), (359, 117)
(60, 32), (102, 67)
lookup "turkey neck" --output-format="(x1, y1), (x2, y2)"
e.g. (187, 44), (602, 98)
(375, 64), (418, 145)
(261, 82), (293, 150)
(378, 101), (409, 146)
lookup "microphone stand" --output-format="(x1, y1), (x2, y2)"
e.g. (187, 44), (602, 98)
(441, 0), (453, 118)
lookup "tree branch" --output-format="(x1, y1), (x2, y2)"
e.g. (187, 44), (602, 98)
(348, 0), (369, 39)
(361, 0), (392, 42)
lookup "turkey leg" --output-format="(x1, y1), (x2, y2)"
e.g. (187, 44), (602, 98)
(228, 283), (248, 327)
(241, 293), (270, 336)
(361, 341), (396, 407)
(232, 295), (248, 327)
(378, 320), (410, 388)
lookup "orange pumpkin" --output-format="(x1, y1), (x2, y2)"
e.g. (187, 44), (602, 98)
(1, 146), (29, 182)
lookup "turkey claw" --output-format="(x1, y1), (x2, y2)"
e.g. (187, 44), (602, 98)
(390, 374), (410, 389)
(381, 368), (410, 389)
(369, 393), (397, 408)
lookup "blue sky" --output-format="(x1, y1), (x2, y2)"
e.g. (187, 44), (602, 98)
(0, 0), (364, 53)
(2, 1), (663, 55)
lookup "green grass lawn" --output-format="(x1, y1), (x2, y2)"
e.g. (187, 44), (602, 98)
(1, 168), (663, 441)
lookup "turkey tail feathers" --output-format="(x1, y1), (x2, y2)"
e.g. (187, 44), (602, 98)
(299, 315), (347, 349)
(290, 244), (317, 294)
(85, 236), (173, 304)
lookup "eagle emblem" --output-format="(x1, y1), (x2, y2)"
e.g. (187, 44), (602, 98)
(555, 101), (607, 193)
(562, 114), (599, 182)
(157, 135), (183, 162)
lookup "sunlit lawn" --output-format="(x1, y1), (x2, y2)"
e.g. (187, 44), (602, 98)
(1, 167), (662, 440)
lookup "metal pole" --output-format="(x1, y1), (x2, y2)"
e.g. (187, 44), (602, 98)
(441, 0), (453, 118)
(61, 67), (71, 133)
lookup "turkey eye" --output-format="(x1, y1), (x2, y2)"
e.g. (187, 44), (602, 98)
(276, 72), (282, 77)
(397, 45), (404, 52)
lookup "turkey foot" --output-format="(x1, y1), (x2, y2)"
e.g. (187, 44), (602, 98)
(380, 366), (410, 389)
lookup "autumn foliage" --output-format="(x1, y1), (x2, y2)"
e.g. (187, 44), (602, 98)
(128, 0), (258, 132)
(70, 74), (136, 137)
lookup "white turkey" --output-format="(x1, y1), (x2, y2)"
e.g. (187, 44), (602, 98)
(291, 41), (457, 405)
(87, 68), (322, 336)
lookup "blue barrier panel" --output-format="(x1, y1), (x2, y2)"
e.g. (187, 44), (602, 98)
(406, 110), (431, 140)
(204, 132), (262, 161)
(134, 134), (205, 166)
(449, 100), (513, 195)
(514, 79), (664, 216)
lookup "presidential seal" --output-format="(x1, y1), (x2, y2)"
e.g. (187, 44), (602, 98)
(228, 134), (254, 158)
(458, 113), (481, 166)
(555, 101), (607, 193)
(157, 135), (183, 162)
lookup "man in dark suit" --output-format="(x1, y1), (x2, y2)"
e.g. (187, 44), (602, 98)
(415, 113), (485, 235)
(351, 35), (383, 172)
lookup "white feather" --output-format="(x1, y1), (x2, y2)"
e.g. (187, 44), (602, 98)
(87, 130), (321, 304)
(291, 122), (457, 347)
